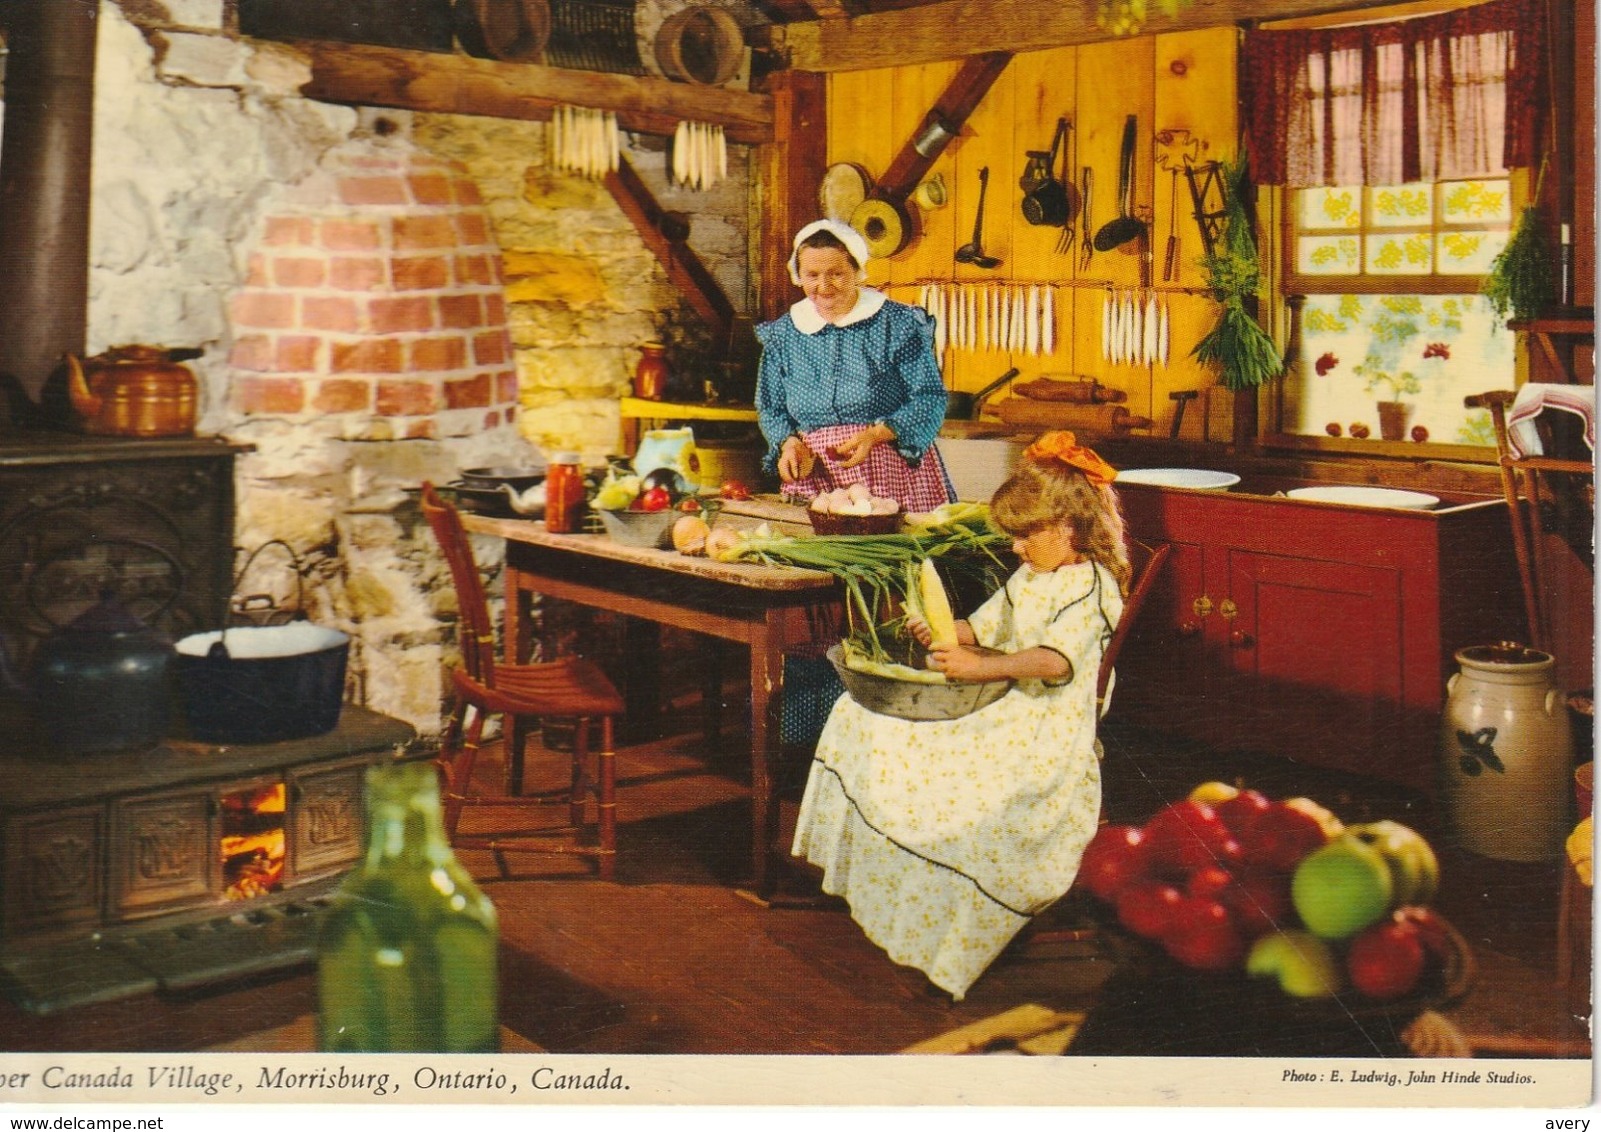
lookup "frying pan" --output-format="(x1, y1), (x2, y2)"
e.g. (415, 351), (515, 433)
(1093, 115), (1146, 252)
(945, 367), (1020, 421)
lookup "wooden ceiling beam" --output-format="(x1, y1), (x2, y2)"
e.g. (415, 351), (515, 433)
(781, 0), (1415, 71)
(294, 41), (774, 144)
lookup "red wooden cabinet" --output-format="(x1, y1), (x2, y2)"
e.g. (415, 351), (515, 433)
(1110, 486), (1524, 792)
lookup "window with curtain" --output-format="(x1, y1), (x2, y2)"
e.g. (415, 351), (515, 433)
(1241, 0), (1548, 449)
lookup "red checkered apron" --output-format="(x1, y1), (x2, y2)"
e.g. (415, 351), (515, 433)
(781, 423), (954, 512)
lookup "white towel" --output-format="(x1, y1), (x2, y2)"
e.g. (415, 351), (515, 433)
(1506, 383), (1596, 459)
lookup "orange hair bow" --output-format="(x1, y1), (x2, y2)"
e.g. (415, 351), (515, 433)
(1024, 430), (1117, 487)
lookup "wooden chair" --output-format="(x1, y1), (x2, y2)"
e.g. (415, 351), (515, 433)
(1097, 538), (1172, 721)
(420, 481), (627, 880)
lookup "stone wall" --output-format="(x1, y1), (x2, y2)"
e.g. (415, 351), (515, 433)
(10, 0), (755, 733)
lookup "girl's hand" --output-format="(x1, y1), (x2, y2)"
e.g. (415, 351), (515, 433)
(905, 611), (933, 648)
(777, 435), (817, 481)
(831, 422), (894, 468)
(927, 644), (989, 682)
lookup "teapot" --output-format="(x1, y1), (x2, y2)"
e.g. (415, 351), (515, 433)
(65, 345), (200, 437)
(632, 427), (698, 495)
(0, 591), (175, 754)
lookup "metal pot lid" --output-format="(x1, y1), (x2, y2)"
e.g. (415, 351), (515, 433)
(820, 162), (873, 224)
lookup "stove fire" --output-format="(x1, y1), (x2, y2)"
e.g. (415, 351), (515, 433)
(221, 782), (286, 901)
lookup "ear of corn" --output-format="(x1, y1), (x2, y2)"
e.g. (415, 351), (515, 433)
(920, 558), (958, 648)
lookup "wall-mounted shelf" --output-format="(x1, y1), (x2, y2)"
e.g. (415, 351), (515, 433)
(291, 41), (775, 144)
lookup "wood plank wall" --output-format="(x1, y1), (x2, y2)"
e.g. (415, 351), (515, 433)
(826, 27), (1238, 440)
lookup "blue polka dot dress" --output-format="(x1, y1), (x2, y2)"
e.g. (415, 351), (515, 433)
(791, 560), (1124, 1000)
(756, 290), (954, 509)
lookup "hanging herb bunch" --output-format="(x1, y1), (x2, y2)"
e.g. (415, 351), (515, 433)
(1482, 205), (1555, 324)
(1191, 152), (1284, 392)
(1096, 0), (1198, 37)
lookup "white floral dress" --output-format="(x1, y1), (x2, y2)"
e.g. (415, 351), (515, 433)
(791, 560), (1124, 1000)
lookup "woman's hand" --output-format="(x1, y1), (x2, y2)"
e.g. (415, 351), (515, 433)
(777, 435), (817, 482)
(831, 422), (895, 468)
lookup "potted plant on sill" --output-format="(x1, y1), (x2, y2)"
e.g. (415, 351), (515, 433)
(1192, 152), (1283, 448)
(1354, 357), (1422, 441)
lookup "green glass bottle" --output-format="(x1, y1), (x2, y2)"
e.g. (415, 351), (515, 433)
(317, 760), (499, 1052)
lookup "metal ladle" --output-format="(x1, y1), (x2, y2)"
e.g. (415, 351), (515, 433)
(955, 167), (1001, 270)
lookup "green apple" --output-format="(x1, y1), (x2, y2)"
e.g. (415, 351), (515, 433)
(1291, 835), (1394, 940)
(1346, 820), (1439, 907)
(1245, 929), (1343, 998)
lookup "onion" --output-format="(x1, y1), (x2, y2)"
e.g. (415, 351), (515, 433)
(672, 515), (711, 555)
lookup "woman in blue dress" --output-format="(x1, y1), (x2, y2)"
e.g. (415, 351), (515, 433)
(755, 220), (955, 511)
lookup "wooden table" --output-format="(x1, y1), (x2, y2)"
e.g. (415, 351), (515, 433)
(461, 514), (839, 898)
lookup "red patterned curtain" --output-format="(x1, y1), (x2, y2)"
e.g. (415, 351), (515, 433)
(1242, 0), (1547, 186)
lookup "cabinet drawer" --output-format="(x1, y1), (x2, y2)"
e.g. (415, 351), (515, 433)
(2, 806), (105, 939)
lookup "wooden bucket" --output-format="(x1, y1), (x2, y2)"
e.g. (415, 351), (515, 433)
(654, 6), (744, 86)
(456, 0), (551, 62)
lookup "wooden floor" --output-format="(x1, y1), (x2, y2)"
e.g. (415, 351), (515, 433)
(3, 697), (1589, 1058)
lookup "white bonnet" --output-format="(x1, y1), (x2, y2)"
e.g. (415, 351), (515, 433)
(787, 219), (871, 285)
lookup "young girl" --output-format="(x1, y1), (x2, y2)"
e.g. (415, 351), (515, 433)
(790, 431), (1130, 1001)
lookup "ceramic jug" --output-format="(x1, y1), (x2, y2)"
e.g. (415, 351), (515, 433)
(632, 427), (697, 495)
(1441, 642), (1576, 862)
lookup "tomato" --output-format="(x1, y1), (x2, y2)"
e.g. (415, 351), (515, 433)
(1410, 425), (1430, 442)
(720, 480), (752, 501)
(639, 486), (672, 512)
(677, 496), (702, 513)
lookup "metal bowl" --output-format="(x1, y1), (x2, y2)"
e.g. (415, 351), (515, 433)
(827, 644), (1012, 722)
(597, 507), (677, 549)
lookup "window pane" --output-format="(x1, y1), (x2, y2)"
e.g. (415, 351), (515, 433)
(1365, 232), (1433, 273)
(1440, 179), (1512, 224)
(1437, 230), (1508, 274)
(1286, 293), (1509, 447)
(1299, 187), (1363, 229)
(1298, 235), (1361, 274)
(1368, 184), (1433, 227)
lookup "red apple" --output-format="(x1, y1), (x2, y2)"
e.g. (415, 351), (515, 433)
(1223, 870), (1296, 939)
(1078, 824), (1149, 902)
(1215, 788), (1274, 841)
(1411, 425), (1430, 443)
(1185, 864), (1236, 901)
(1141, 800), (1243, 877)
(1241, 801), (1330, 873)
(1391, 905), (1453, 962)
(1163, 895), (1246, 971)
(1116, 879), (1184, 940)
(1346, 919), (1426, 999)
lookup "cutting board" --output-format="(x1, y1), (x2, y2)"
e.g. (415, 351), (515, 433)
(994, 399), (1154, 435)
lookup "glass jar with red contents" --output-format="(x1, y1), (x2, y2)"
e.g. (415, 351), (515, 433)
(543, 451), (585, 534)
(633, 342), (669, 400)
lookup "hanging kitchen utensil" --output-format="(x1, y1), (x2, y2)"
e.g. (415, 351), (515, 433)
(954, 166), (1001, 269)
(1163, 165), (1181, 281)
(1079, 167), (1096, 270)
(850, 195), (916, 259)
(1093, 115), (1146, 252)
(819, 162), (872, 223)
(1021, 118), (1077, 228)
(1184, 159), (1229, 260)
(456, 0), (552, 63)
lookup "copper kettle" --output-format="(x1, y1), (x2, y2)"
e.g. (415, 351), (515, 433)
(66, 345), (199, 437)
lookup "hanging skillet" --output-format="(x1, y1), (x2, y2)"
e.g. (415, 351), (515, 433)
(1094, 115), (1146, 252)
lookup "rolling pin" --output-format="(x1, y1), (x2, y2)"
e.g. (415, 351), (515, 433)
(995, 398), (1153, 434)
(1012, 377), (1128, 404)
